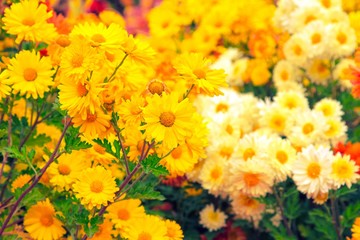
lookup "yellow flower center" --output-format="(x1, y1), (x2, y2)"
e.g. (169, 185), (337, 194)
(56, 36), (71, 47)
(243, 148), (255, 161)
(210, 168), (222, 180)
(159, 112), (175, 127)
(333, 161), (351, 178)
(71, 54), (84, 68)
(40, 214), (54, 227)
(23, 68), (37, 81)
(321, 0), (331, 8)
(58, 163), (71, 175)
(90, 180), (104, 193)
(148, 81), (165, 95)
(166, 227), (177, 238)
(117, 209), (130, 220)
(305, 15), (316, 24)
(225, 124), (233, 135)
(105, 51), (115, 62)
(209, 211), (219, 221)
(138, 232), (152, 240)
(243, 173), (260, 187)
(216, 103), (229, 113)
(171, 147), (182, 159)
(317, 63), (327, 73)
(87, 113), (97, 122)
(276, 150), (288, 164)
(280, 70), (289, 81)
(307, 162), (321, 179)
(193, 69), (206, 79)
(219, 146), (233, 159)
(311, 33), (322, 44)
(137, 140), (145, 152)
(337, 32), (347, 45)
(271, 115), (285, 131)
(22, 17), (35, 26)
(77, 83), (88, 97)
(302, 123), (314, 135)
(285, 100), (296, 109)
(94, 144), (106, 154)
(91, 34), (106, 44)
(293, 45), (302, 56)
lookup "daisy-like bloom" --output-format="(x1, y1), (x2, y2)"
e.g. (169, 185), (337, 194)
(122, 215), (167, 240)
(84, 142), (115, 165)
(89, 219), (113, 240)
(99, 10), (126, 28)
(72, 166), (117, 209)
(324, 117), (348, 144)
(47, 151), (88, 191)
(230, 192), (266, 222)
(145, 79), (170, 96)
(300, 20), (329, 59)
(331, 154), (359, 188)
(309, 190), (329, 205)
(272, 60), (301, 89)
(121, 35), (156, 66)
(70, 22), (127, 54)
(159, 143), (199, 177)
(0, 71), (11, 99)
(333, 59), (355, 90)
(4, 50), (54, 99)
(72, 107), (111, 140)
(105, 198), (146, 233)
(283, 34), (311, 67)
(267, 138), (297, 182)
(199, 157), (228, 196)
(199, 204), (227, 232)
(206, 136), (238, 161)
(259, 104), (290, 135)
(288, 5), (326, 33)
(60, 37), (103, 82)
(2, 0), (58, 44)
(24, 199), (66, 240)
(274, 90), (309, 112)
(148, 7), (181, 38)
(314, 98), (344, 119)
(117, 95), (146, 127)
(228, 159), (274, 197)
(232, 133), (270, 162)
(351, 217), (360, 240)
(141, 93), (195, 149)
(123, 127), (148, 162)
(11, 174), (31, 192)
(292, 145), (334, 198)
(285, 109), (329, 148)
(174, 52), (227, 96)
(328, 23), (357, 58)
(305, 59), (331, 85)
(164, 220), (184, 240)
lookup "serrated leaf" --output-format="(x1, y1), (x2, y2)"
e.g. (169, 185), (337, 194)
(307, 209), (336, 240)
(126, 175), (165, 200)
(141, 154), (169, 177)
(342, 201), (360, 228)
(26, 133), (51, 147)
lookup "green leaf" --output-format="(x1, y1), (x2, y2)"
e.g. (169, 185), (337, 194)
(335, 186), (358, 198)
(284, 186), (302, 220)
(26, 133), (51, 147)
(22, 187), (44, 206)
(64, 127), (92, 152)
(141, 154), (169, 177)
(307, 209), (337, 240)
(342, 201), (360, 228)
(127, 175), (165, 200)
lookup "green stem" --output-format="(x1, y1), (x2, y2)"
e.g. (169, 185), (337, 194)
(106, 54), (128, 83)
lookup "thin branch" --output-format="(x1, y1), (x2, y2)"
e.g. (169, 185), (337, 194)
(107, 54), (128, 83)
(331, 195), (341, 240)
(272, 186), (294, 237)
(111, 120), (130, 176)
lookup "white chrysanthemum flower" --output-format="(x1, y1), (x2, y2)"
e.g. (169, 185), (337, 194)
(274, 90), (309, 111)
(333, 58), (355, 90)
(288, 5), (326, 33)
(228, 58), (248, 87)
(228, 158), (274, 197)
(285, 109), (329, 148)
(305, 59), (331, 85)
(199, 157), (228, 196)
(292, 145), (334, 198)
(259, 103), (290, 135)
(316, 0), (342, 9)
(328, 23), (357, 58)
(331, 154), (359, 189)
(273, 0), (297, 32)
(300, 20), (330, 59)
(267, 137), (297, 182)
(273, 60), (301, 88)
(206, 135), (238, 160)
(314, 98), (344, 119)
(199, 204), (227, 232)
(230, 192), (265, 222)
(283, 34), (311, 67)
(232, 133), (270, 162)
(324, 8), (349, 24)
(324, 117), (348, 144)
(211, 48), (242, 85)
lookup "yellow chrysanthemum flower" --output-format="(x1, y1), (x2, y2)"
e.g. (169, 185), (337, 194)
(117, 95), (146, 127)
(121, 35), (156, 66)
(141, 93), (195, 149)
(24, 199), (66, 240)
(351, 217), (360, 240)
(174, 52), (227, 96)
(84, 142), (115, 165)
(11, 174), (31, 192)
(89, 219), (113, 240)
(199, 204), (227, 232)
(0, 71), (11, 99)
(121, 215), (167, 240)
(73, 166), (117, 209)
(164, 219), (184, 240)
(331, 154), (359, 189)
(99, 10), (125, 28)
(2, 0), (58, 44)
(4, 50), (54, 99)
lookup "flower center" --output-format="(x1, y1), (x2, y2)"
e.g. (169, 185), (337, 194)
(87, 113), (97, 122)
(209, 211), (219, 221)
(40, 214), (54, 227)
(193, 69), (206, 79)
(91, 34), (106, 44)
(293, 45), (302, 56)
(159, 112), (176, 127)
(71, 54), (84, 68)
(337, 32), (347, 45)
(148, 81), (165, 95)
(307, 162), (321, 179)
(271, 115), (285, 131)
(216, 103), (229, 113)
(219, 146), (233, 159)
(23, 68), (37, 81)
(171, 146), (182, 159)
(117, 209), (130, 220)
(276, 150), (288, 164)
(280, 71), (289, 81)
(243, 148), (255, 161)
(130, 107), (142, 115)
(90, 180), (104, 193)
(94, 144), (106, 154)
(305, 15), (316, 24)
(22, 17), (35, 26)
(210, 168), (222, 180)
(243, 173), (260, 187)
(302, 123), (314, 135)
(138, 232), (152, 240)
(58, 163), (71, 175)
(311, 33), (322, 44)
(56, 36), (71, 47)
(105, 51), (115, 62)
(77, 83), (88, 97)
(225, 125), (233, 135)
(321, 0), (331, 8)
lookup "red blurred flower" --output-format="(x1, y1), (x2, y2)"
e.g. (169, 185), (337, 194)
(334, 142), (360, 173)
